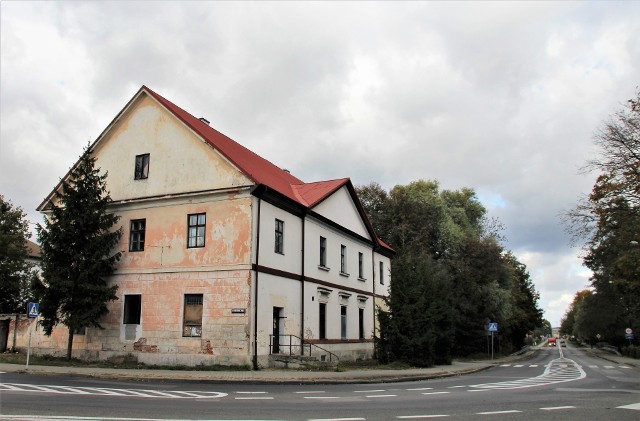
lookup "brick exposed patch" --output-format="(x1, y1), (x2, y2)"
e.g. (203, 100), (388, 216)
(133, 338), (158, 353)
(201, 339), (214, 354)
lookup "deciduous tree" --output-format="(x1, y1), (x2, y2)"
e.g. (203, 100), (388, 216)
(0, 195), (37, 313)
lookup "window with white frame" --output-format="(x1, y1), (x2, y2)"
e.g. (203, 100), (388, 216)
(340, 245), (347, 274)
(319, 236), (327, 267)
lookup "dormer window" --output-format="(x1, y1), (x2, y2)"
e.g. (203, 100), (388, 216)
(134, 154), (150, 179)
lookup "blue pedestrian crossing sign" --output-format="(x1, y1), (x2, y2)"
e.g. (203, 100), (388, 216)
(488, 322), (498, 332)
(27, 302), (39, 318)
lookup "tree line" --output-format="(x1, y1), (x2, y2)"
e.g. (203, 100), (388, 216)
(357, 180), (544, 366)
(561, 90), (640, 349)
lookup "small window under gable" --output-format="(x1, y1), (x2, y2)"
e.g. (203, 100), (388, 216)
(134, 154), (150, 180)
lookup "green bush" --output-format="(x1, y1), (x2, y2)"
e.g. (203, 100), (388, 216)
(622, 345), (640, 359)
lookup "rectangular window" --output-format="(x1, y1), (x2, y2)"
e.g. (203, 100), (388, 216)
(187, 213), (206, 248)
(359, 308), (365, 339)
(319, 236), (327, 267)
(340, 245), (347, 273)
(275, 219), (284, 254)
(183, 294), (203, 337)
(358, 252), (364, 279)
(134, 154), (150, 180)
(319, 302), (327, 340)
(129, 219), (146, 252)
(123, 295), (141, 324)
(341, 306), (347, 340)
(379, 261), (384, 285)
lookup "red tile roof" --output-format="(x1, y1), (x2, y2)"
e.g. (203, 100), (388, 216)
(38, 85), (393, 254)
(143, 86), (393, 254)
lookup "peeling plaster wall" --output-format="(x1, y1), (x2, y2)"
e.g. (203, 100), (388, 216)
(92, 93), (252, 201)
(115, 194), (253, 271)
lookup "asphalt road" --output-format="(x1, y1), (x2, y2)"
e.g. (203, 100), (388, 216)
(1, 346), (639, 420)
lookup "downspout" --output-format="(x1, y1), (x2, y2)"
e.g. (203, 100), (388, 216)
(372, 248), (377, 351)
(300, 211), (307, 351)
(253, 194), (262, 370)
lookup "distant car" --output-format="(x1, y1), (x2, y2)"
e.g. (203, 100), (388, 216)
(560, 339), (566, 347)
(548, 337), (556, 347)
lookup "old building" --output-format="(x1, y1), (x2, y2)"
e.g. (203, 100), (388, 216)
(28, 86), (393, 367)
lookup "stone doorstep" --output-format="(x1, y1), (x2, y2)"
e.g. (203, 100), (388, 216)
(268, 353), (338, 370)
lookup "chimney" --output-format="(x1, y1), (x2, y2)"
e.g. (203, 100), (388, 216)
(199, 117), (210, 125)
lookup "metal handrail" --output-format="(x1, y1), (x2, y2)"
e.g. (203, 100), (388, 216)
(269, 334), (339, 362)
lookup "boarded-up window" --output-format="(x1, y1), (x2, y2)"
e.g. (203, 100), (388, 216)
(183, 294), (203, 337)
(123, 295), (141, 324)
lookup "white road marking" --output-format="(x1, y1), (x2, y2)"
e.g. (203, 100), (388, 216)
(0, 383), (228, 399)
(469, 357), (586, 390)
(619, 365), (632, 369)
(617, 402), (640, 410)
(235, 391), (267, 394)
(588, 365), (598, 368)
(529, 364), (539, 367)
(447, 385), (466, 388)
(366, 394), (397, 398)
(421, 391), (450, 395)
(476, 410), (522, 415)
(604, 365), (615, 369)
(397, 415), (450, 419)
(541, 406), (576, 410)
(309, 418), (366, 421)
(233, 396), (273, 400)
(304, 396), (341, 399)
(514, 364), (524, 367)
(406, 387), (433, 391)
(355, 389), (386, 393)
(296, 390), (326, 394)
(500, 364), (511, 367)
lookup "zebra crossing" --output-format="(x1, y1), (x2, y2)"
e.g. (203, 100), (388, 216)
(499, 362), (632, 370)
(469, 357), (586, 390)
(0, 383), (228, 399)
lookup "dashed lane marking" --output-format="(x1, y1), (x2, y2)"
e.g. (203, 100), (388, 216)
(421, 391), (450, 395)
(303, 396), (341, 400)
(617, 402), (640, 410)
(354, 389), (386, 393)
(476, 410), (522, 415)
(308, 418), (366, 421)
(366, 394), (397, 398)
(397, 415), (450, 419)
(541, 406), (576, 411)
(406, 387), (433, 391)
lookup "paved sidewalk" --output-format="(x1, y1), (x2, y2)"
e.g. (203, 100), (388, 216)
(1, 349), (635, 384)
(581, 347), (639, 368)
(0, 358), (509, 385)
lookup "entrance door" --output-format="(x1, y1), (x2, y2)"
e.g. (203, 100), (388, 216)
(272, 307), (283, 354)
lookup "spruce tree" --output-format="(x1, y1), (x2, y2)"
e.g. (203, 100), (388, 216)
(36, 145), (122, 360)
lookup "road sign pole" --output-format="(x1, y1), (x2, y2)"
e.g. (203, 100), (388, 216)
(491, 331), (494, 361)
(26, 318), (34, 369)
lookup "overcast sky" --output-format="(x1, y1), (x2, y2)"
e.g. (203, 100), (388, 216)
(1, 1), (638, 327)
